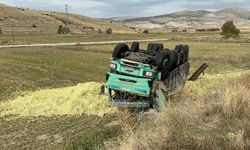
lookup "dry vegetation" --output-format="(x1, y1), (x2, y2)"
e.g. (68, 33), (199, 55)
(0, 36), (249, 149)
(0, 3), (135, 34)
(116, 74), (250, 150)
(0, 3), (250, 150)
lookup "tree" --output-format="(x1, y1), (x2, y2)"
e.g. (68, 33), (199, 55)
(143, 29), (149, 33)
(98, 29), (103, 34)
(106, 28), (112, 34)
(172, 29), (177, 32)
(221, 21), (240, 38)
(32, 24), (37, 28)
(0, 28), (2, 34)
(62, 26), (70, 34)
(57, 25), (63, 34)
(57, 25), (70, 34)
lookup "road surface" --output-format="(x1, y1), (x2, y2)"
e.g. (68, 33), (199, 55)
(0, 39), (169, 49)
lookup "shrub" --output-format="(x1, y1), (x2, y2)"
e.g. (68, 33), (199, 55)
(196, 29), (206, 32)
(98, 29), (103, 34)
(172, 29), (177, 32)
(62, 26), (70, 34)
(32, 24), (37, 28)
(106, 28), (112, 34)
(207, 28), (220, 32)
(57, 25), (63, 34)
(221, 21), (240, 38)
(143, 29), (149, 33)
(0, 39), (9, 44)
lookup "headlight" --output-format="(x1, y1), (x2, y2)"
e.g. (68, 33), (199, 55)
(144, 71), (153, 77)
(110, 63), (116, 69)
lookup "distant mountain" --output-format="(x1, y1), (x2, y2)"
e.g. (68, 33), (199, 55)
(0, 3), (135, 34)
(111, 8), (250, 30)
(106, 16), (140, 21)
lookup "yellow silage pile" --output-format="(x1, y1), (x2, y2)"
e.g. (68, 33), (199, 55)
(0, 82), (117, 117)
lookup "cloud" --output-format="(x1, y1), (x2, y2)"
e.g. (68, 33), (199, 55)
(1, 0), (250, 18)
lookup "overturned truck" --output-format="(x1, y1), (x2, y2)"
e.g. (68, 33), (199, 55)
(106, 42), (190, 111)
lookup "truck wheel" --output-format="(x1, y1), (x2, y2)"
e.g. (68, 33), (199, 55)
(154, 49), (175, 75)
(154, 50), (169, 70)
(175, 45), (186, 64)
(180, 46), (187, 63)
(147, 43), (163, 56)
(130, 42), (139, 52)
(112, 43), (129, 59)
(184, 45), (189, 61)
(162, 50), (175, 75)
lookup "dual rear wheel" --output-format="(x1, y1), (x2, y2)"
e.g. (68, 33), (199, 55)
(112, 43), (189, 75)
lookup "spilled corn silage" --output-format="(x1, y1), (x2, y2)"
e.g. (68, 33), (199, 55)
(0, 82), (117, 117)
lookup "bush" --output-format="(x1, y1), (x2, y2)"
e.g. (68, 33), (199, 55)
(0, 39), (8, 44)
(172, 29), (177, 32)
(106, 28), (112, 34)
(57, 25), (63, 34)
(196, 29), (206, 32)
(182, 29), (187, 32)
(62, 26), (70, 34)
(57, 25), (70, 34)
(32, 24), (37, 28)
(98, 29), (103, 34)
(221, 21), (240, 38)
(0, 28), (2, 34)
(143, 29), (149, 33)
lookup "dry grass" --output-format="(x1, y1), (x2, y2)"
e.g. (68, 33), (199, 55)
(116, 73), (250, 150)
(0, 40), (249, 149)
(220, 75), (250, 118)
(0, 3), (135, 34)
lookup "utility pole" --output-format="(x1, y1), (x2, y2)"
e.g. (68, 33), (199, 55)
(11, 23), (15, 43)
(64, 4), (71, 34)
(65, 4), (68, 25)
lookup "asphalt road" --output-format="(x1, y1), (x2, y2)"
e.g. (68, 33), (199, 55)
(0, 39), (169, 48)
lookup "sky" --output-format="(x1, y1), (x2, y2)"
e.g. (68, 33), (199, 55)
(1, 0), (250, 18)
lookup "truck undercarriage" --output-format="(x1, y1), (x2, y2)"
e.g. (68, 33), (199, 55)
(106, 42), (190, 111)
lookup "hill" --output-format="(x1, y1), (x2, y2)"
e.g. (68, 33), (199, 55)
(0, 4), (135, 34)
(112, 8), (250, 31)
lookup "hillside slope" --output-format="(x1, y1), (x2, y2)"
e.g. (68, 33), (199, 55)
(113, 8), (250, 31)
(0, 4), (135, 34)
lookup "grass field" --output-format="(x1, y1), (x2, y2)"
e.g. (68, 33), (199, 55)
(0, 38), (249, 149)
(0, 32), (230, 45)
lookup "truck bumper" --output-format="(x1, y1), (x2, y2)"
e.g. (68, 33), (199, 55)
(106, 72), (152, 108)
(106, 72), (152, 96)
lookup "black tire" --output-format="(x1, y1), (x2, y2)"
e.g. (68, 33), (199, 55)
(154, 50), (169, 69)
(154, 49), (175, 74)
(171, 50), (178, 68)
(147, 43), (163, 56)
(130, 42), (139, 52)
(176, 52), (181, 66)
(180, 46), (187, 63)
(184, 45), (189, 61)
(163, 50), (175, 74)
(112, 43), (129, 59)
(175, 45), (186, 64)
